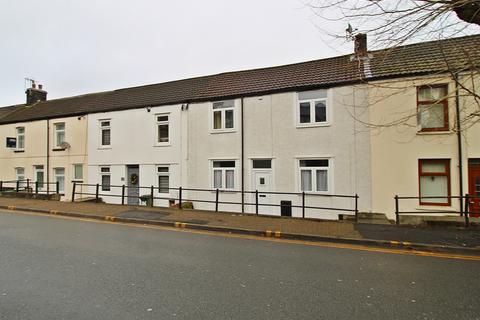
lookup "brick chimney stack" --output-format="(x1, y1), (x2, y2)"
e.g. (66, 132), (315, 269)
(354, 33), (367, 57)
(26, 81), (47, 105)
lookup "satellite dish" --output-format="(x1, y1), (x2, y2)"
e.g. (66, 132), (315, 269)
(60, 141), (71, 149)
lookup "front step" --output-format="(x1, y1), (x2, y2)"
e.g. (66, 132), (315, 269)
(340, 212), (394, 225)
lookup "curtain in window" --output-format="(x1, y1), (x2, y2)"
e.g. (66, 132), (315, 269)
(102, 129), (111, 145)
(213, 111), (222, 129)
(101, 175), (111, 191)
(301, 170), (312, 191)
(226, 170), (234, 189)
(420, 176), (448, 203)
(158, 125), (169, 142)
(419, 104), (444, 129)
(316, 170), (328, 192)
(213, 170), (222, 188)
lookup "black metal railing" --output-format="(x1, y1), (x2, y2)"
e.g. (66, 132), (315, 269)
(0, 179), (61, 195)
(72, 182), (359, 221)
(394, 194), (480, 227)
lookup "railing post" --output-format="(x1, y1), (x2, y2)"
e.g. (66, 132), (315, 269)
(215, 188), (219, 212)
(95, 183), (100, 202)
(56, 181), (60, 194)
(464, 194), (470, 228)
(178, 187), (183, 210)
(355, 194), (359, 223)
(255, 190), (259, 215)
(71, 182), (76, 202)
(16, 180), (19, 192)
(302, 191), (305, 219)
(26, 179), (30, 191)
(0, 181), (3, 192)
(121, 185), (126, 205)
(395, 195), (400, 226)
(35, 181), (39, 194)
(150, 186), (154, 207)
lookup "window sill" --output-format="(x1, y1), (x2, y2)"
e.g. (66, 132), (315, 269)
(13, 150), (25, 153)
(300, 191), (332, 196)
(416, 130), (453, 136)
(98, 146), (112, 150)
(296, 122), (331, 129)
(52, 148), (66, 152)
(210, 129), (237, 134)
(414, 206), (456, 212)
(153, 143), (171, 148)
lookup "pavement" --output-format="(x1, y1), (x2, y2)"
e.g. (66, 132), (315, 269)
(0, 197), (479, 254)
(0, 211), (479, 320)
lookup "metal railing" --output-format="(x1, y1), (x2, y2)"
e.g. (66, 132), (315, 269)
(72, 182), (359, 221)
(394, 194), (480, 227)
(0, 179), (61, 195)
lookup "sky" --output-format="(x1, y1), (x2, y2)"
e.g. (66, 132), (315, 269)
(0, 0), (354, 106)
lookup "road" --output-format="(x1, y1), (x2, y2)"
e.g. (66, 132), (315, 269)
(0, 210), (479, 320)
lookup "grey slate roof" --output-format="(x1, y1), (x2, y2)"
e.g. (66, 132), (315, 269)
(0, 34), (479, 124)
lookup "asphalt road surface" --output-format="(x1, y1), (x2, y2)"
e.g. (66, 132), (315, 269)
(0, 210), (479, 320)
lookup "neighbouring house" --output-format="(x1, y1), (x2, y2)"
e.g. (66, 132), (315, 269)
(0, 34), (478, 220)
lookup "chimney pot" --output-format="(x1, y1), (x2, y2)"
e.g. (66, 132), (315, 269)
(354, 33), (367, 56)
(39, 84), (43, 90)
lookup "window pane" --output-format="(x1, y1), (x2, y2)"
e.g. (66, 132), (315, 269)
(213, 161), (235, 168)
(54, 168), (65, 175)
(300, 159), (329, 167)
(301, 170), (312, 191)
(102, 129), (111, 146)
(157, 167), (169, 173)
(17, 135), (25, 149)
(299, 90), (327, 100)
(57, 131), (65, 145)
(101, 121), (110, 127)
(159, 176), (169, 193)
(419, 104), (445, 129)
(213, 170), (222, 188)
(16, 168), (25, 175)
(158, 124), (169, 143)
(17, 127), (25, 134)
(252, 159), (272, 169)
(100, 167), (110, 173)
(56, 123), (65, 131)
(316, 170), (328, 192)
(74, 165), (83, 180)
(157, 115), (168, 122)
(101, 175), (111, 191)
(420, 176), (448, 203)
(299, 102), (311, 123)
(213, 100), (234, 109)
(226, 170), (234, 189)
(225, 110), (234, 128)
(57, 176), (65, 192)
(418, 86), (447, 101)
(315, 101), (327, 122)
(421, 162), (446, 174)
(36, 170), (44, 188)
(213, 111), (222, 129)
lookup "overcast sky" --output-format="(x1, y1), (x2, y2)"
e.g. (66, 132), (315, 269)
(0, 0), (357, 106)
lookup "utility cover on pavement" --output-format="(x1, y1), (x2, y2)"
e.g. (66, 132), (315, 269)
(116, 210), (170, 220)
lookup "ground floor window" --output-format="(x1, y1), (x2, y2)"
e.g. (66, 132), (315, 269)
(299, 159), (330, 192)
(53, 168), (65, 193)
(212, 160), (236, 190)
(100, 167), (111, 191)
(73, 164), (84, 182)
(419, 159), (451, 205)
(157, 166), (170, 193)
(15, 167), (26, 187)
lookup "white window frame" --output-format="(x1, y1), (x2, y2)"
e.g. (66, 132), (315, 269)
(156, 165), (170, 194)
(297, 158), (333, 194)
(53, 167), (65, 193)
(15, 167), (25, 182)
(73, 164), (84, 182)
(99, 119), (111, 148)
(16, 127), (25, 150)
(54, 122), (66, 148)
(211, 160), (236, 190)
(296, 90), (330, 127)
(155, 113), (170, 146)
(100, 166), (111, 192)
(211, 100), (236, 133)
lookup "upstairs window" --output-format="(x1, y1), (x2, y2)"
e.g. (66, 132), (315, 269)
(297, 90), (328, 126)
(419, 159), (451, 206)
(156, 114), (170, 144)
(212, 160), (236, 189)
(212, 100), (235, 131)
(299, 159), (330, 192)
(157, 166), (170, 193)
(417, 85), (449, 132)
(54, 123), (66, 148)
(100, 120), (111, 147)
(16, 127), (25, 150)
(100, 167), (111, 191)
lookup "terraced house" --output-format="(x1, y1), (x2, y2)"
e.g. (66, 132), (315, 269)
(0, 34), (479, 220)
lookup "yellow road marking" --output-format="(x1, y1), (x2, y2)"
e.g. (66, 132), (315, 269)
(7, 205), (16, 210)
(50, 210), (59, 215)
(265, 230), (272, 237)
(2, 208), (480, 262)
(275, 231), (282, 238)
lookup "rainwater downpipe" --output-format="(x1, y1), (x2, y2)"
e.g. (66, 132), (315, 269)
(241, 97), (245, 213)
(454, 73), (464, 215)
(46, 119), (50, 194)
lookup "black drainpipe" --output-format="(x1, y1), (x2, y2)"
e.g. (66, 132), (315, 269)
(454, 73), (464, 215)
(241, 97), (245, 213)
(46, 119), (50, 194)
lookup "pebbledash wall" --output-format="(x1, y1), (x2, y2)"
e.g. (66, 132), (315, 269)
(368, 73), (480, 219)
(0, 116), (88, 200)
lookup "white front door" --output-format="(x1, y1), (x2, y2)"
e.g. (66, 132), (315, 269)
(253, 170), (273, 215)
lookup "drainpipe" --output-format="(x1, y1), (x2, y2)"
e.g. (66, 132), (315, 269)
(241, 98), (245, 213)
(454, 73), (464, 215)
(46, 119), (50, 194)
